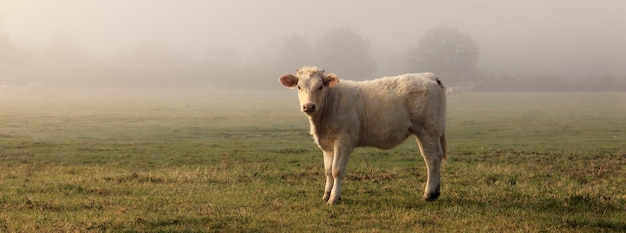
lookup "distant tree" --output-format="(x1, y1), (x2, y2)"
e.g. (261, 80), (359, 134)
(103, 42), (201, 88)
(276, 34), (315, 72)
(37, 32), (96, 86)
(315, 27), (376, 80)
(202, 46), (245, 88)
(407, 27), (479, 86)
(0, 31), (30, 84)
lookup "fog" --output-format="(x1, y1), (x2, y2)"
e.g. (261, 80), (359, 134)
(1, 0), (625, 91)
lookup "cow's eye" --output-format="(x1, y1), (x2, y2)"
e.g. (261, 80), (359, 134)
(318, 86), (323, 90)
(297, 85), (301, 90)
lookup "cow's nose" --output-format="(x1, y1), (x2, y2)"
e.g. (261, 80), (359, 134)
(302, 103), (316, 113)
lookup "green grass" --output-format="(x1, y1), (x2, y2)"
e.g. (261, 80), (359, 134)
(1, 89), (625, 232)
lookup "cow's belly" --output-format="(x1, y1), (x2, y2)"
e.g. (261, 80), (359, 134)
(357, 125), (412, 149)
(356, 96), (417, 148)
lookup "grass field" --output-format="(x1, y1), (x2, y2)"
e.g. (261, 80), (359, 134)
(1, 89), (625, 232)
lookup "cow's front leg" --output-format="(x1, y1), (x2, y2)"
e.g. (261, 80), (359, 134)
(327, 144), (353, 205)
(322, 150), (334, 202)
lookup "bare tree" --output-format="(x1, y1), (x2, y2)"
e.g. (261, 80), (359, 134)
(0, 31), (30, 84)
(276, 34), (315, 72)
(315, 27), (376, 80)
(407, 27), (479, 86)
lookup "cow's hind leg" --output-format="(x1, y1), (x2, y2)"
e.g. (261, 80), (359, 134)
(414, 134), (444, 201)
(322, 150), (334, 202)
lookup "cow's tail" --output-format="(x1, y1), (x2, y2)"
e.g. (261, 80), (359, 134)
(436, 76), (447, 162)
(440, 131), (447, 161)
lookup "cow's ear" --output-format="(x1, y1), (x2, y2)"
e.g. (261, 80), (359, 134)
(279, 74), (298, 88)
(324, 73), (339, 88)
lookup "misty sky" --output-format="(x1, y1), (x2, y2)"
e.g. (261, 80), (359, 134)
(1, 0), (625, 78)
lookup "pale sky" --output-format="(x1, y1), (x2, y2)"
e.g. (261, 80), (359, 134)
(1, 0), (625, 77)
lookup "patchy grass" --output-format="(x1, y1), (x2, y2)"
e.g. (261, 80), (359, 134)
(1, 89), (625, 232)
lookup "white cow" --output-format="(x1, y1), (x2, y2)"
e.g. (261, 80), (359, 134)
(279, 66), (447, 205)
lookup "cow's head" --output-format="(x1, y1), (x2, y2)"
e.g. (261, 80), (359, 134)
(279, 66), (339, 115)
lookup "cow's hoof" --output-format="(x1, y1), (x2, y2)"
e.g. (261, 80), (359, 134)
(326, 196), (341, 205)
(423, 192), (440, 201)
(322, 192), (331, 202)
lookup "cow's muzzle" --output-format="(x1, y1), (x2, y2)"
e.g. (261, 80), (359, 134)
(302, 103), (316, 114)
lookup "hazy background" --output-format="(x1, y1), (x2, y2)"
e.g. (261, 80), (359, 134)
(1, 0), (625, 91)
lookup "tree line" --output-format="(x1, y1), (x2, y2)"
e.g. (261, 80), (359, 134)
(1, 27), (625, 91)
